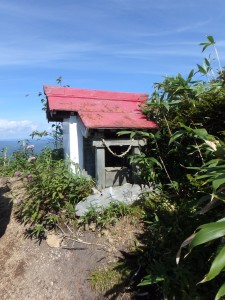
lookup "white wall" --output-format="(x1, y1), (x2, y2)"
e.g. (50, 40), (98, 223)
(62, 115), (84, 172)
(63, 118), (70, 159)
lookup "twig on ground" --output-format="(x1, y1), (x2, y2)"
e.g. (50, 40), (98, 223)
(63, 236), (107, 248)
(56, 224), (67, 236)
(64, 222), (74, 234)
(55, 223), (108, 250)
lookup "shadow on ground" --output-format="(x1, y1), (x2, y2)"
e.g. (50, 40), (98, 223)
(0, 184), (12, 238)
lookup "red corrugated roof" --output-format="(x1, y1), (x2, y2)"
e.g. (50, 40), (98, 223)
(44, 85), (157, 129)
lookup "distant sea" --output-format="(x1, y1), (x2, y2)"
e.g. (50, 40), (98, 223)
(0, 139), (55, 156)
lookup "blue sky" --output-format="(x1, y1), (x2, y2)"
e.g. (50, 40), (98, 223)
(0, 0), (225, 140)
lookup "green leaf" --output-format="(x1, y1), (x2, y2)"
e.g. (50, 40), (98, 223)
(217, 218), (225, 223)
(169, 130), (186, 145)
(31, 211), (38, 222)
(138, 274), (164, 286)
(203, 165), (225, 172)
(174, 86), (184, 93)
(199, 42), (211, 52)
(189, 221), (225, 250)
(148, 157), (162, 168)
(58, 193), (64, 199)
(179, 123), (195, 133)
(193, 128), (209, 139)
(176, 233), (196, 264)
(207, 35), (215, 44)
(117, 130), (132, 136)
(213, 174), (225, 191)
(204, 159), (223, 167)
(197, 64), (208, 74)
(187, 69), (195, 82)
(138, 131), (152, 138)
(163, 101), (170, 111)
(200, 245), (225, 283)
(204, 58), (211, 67)
(203, 59), (209, 71)
(215, 283), (225, 300)
(170, 99), (182, 105)
(130, 131), (136, 139)
(195, 174), (215, 180)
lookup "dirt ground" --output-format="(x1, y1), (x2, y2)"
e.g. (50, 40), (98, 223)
(0, 177), (141, 300)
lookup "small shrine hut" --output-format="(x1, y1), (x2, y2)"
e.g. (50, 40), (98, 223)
(44, 86), (157, 189)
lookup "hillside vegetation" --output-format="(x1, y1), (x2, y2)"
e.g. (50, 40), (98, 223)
(118, 36), (225, 300)
(1, 36), (225, 299)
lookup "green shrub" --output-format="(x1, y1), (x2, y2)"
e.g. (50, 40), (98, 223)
(135, 190), (221, 300)
(80, 201), (134, 228)
(0, 141), (35, 176)
(15, 148), (94, 238)
(117, 36), (225, 299)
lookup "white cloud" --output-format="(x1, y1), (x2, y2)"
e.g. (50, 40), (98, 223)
(0, 37), (201, 68)
(0, 119), (38, 139)
(0, 40), (100, 66)
(136, 21), (210, 38)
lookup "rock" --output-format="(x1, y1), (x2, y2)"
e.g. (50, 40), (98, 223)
(46, 232), (62, 248)
(107, 237), (114, 244)
(101, 229), (110, 237)
(84, 223), (89, 231)
(75, 183), (152, 217)
(88, 222), (96, 232)
(91, 187), (101, 195)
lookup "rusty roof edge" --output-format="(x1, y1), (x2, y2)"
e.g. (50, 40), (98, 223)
(48, 95), (148, 102)
(43, 85), (148, 102)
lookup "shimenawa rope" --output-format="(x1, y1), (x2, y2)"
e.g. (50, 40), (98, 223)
(101, 139), (134, 158)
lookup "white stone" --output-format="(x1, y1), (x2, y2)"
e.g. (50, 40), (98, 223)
(75, 183), (152, 217)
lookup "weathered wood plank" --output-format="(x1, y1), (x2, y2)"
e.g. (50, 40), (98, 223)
(95, 147), (105, 189)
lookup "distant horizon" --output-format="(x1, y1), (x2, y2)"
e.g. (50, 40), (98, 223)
(0, 138), (55, 155)
(0, 137), (53, 141)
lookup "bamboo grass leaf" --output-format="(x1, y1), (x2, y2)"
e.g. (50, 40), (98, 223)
(117, 130), (133, 136)
(189, 221), (225, 250)
(199, 42), (212, 52)
(197, 64), (208, 74)
(138, 274), (164, 286)
(200, 245), (225, 283)
(169, 130), (186, 145)
(187, 69), (195, 81)
(207, 35), (215, 44)
(192, 128), (209, 139)
(213, 174), (225, 191)
(176, 233), (196, 264)
(215, 283), (225, 300)
(148, 157), (162, 168)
